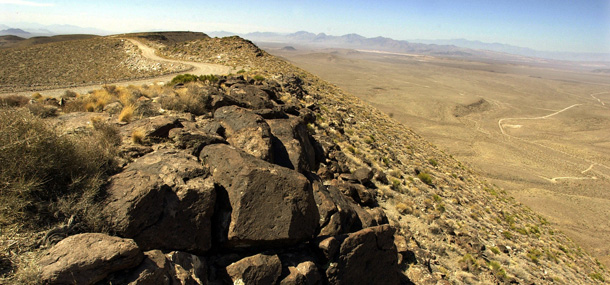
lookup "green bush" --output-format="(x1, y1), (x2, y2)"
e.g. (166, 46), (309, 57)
(253, 75), (265, 81)
(170, 74), (199, 85)
(170, 74), (219, 85)
(0, 108), (118, 229)
(417, 172), (433, 185)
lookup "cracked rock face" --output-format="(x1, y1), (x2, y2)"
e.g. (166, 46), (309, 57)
(103, 149), (216, 253)
(201, 143), (319, 248)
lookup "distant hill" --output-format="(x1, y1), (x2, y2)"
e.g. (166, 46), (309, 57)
(0, 23), (111, 38)
(0, 34), (99, 49)
(0, 28), (30, 37)
(0, 35), (25, 48)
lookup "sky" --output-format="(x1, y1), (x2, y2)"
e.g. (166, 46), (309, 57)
(1, 0), (609, 53)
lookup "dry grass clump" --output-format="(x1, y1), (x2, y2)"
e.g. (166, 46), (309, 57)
(118, 105), (135, 122)
(131, 129), (145, 144)
(0, 108), (119, 229)
(158, 83), (211, 115)
(0, 95), (30, 107)
(0, 108), (120, 284)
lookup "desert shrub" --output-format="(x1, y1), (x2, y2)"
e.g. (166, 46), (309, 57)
(158, 85), (211, 116)
(417, 172), (433, 185)
(428, 158), (438, 167)
(253, 75), (265, 81)
(199, 74), (219, 83)
(0, 108), (118, 229)
(62, 90), (78, 98)
(527, 248), (542, 264)
(171, 73), (199, 85)
(488, 261), (508, 280)
(237, 69), (246, 74)
(590, 272), (605, 282)
(27, 103), (57, 118)
(390, 178), (402, 191)
(0, 95), (29, 107)
(132, 129), (145, 144)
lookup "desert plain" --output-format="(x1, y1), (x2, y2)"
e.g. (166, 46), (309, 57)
(266, 44), (610, 266)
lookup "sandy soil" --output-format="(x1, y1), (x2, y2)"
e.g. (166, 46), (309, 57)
(267, 45), (610, 266)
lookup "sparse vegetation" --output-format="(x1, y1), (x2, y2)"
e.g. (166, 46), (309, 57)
(157, 83), (211, 116)
(0, 108), (118, 228)
(170, 73), (219, 85)
(428, 158), (438, 167)
(527, 248), (543, 264)
(417, 172), (433, 185)
(488, 261), (508, 280)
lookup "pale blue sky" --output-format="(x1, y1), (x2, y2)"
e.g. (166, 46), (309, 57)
(1, 0), (609, 53)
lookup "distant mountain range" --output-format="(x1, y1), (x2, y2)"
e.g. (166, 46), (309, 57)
(413, 38), (610, 62)
(1, 23), (608, 62)
(208, 31), (609, 62)
(0, 23), (111, 37)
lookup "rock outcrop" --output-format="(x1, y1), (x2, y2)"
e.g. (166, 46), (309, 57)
(38, 233), (143, 285)
(38, 73), (402, 284)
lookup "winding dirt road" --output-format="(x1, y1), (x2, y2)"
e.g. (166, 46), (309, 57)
(497, 100), (610, 182)
(1, 39), (233, 98)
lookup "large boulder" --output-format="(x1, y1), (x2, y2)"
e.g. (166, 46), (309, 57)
(112, 250), (207, 284)
(120, 115), (183, 144)
(326, 225), (400, 285)
(103, 149), (215, 253)
(200, 144), (319, 248)
(313, 180), (381, 236)
(39, 233), (143, 285)
(214, 105), (274, 161)
(228, 84), (277, 109)
(267, 116), (319, 173)
(279, 261), (322, 285)
(226, 254), (282, 285)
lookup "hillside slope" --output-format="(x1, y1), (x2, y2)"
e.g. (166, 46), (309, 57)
(0, 34), (607, 284)
(0, 37), (189, 93)
(158, 36), (608, 283)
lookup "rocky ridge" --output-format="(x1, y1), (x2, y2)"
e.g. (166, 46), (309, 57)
(2, 33), (608, 284)
(154, 36), (609, 283)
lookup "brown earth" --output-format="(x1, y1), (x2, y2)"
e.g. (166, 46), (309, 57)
(265, 45), (610, 267)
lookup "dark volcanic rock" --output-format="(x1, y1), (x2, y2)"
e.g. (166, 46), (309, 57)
(103, 149), (215, 253)
(39, 233), (143, 285)
(279, 261), (322, 285)
(200, 144), (319, 248)
(168, 127), (226, 156)
(228, 84), (277, 109)
(313, 180), (377, 236)
(326, 225), (400, 285)
(226, 254), (282, 285)
(113, 250), (207, 284)
(214, 105), (274, 161)
(120, 115), (183, 145)
(267, 115), (319, 173)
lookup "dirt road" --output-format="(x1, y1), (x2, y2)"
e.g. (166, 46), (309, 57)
(0, 39), (233, 98)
